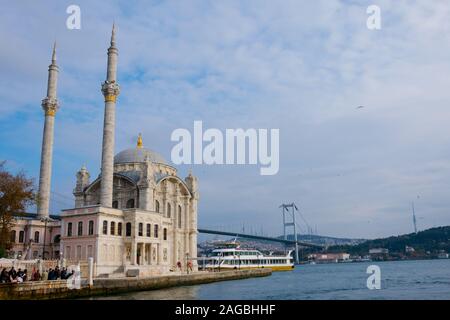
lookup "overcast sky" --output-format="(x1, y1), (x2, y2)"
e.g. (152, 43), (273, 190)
(1, 0), (450, 239)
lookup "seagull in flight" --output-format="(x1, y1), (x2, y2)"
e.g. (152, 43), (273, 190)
(356, 105), (365, 109)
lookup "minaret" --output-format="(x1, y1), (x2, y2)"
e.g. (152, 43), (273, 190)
(185, 170), (199, 268)
(100, 24), (120, 207)
(73, 165), (90, 208)
(37, 42), (59, 219)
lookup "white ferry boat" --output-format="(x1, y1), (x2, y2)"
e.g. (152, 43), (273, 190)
(204, 243), (295, 271)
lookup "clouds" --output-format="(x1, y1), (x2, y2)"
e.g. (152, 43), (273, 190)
(1, 0), (450, 238)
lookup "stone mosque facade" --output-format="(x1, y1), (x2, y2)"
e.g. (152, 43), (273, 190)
(8, 25), (199, 277)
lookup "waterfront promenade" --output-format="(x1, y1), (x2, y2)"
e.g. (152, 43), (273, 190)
(0, 269), (272, 300)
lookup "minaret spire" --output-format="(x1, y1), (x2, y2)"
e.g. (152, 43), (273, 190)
(111, 22), (116, 47)
(100, 24), (120, 207)
(37, 43), (60, 218)
(51, 41), (56, 63)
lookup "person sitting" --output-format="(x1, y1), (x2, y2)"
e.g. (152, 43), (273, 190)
(60, 267), (67, 280)
(22, 269), (28, 282)
(0, 268), (9, 283)
(47, 268), (54, 280)
(65, 269), (75, 280)
(54, 266), (61, 279)
(8, 267), (17, 282)
(31, 268), (40, 281)
(41, 269), (48, 281)
(17, 268), (24, 279)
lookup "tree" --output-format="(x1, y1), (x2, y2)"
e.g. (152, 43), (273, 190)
(0, 162), (35, 257)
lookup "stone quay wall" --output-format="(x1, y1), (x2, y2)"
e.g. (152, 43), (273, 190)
(0, 269), (272, 300)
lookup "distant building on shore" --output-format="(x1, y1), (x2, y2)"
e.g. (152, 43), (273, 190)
(369, 248), (389, 255)
(369, 248), (389, 260)
(308, 253), (350, 263)
(405, 246), (415, 253)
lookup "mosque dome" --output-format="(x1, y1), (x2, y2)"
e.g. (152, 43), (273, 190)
(114, 134), (168, 165)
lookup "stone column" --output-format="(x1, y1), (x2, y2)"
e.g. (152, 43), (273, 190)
(148, 242), (153, 265)
(184, 199), (190, 259)
(100, 24), (120, 207)
(158, 243), (162, 265)
(37, 43), (59, 219)
(131, 241), (137, 265)
(122, 244), (127, 266)
(189, 196), (199, 268)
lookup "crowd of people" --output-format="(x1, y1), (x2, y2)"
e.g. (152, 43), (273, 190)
(0, 266), (75, 283)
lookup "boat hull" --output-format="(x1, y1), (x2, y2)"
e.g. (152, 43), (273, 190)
(206, 265), (295, 272)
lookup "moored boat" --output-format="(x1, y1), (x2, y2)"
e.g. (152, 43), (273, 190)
(204, 242), (295, 271)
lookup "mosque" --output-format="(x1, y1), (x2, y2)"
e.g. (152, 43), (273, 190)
(7, 25), (199, 276)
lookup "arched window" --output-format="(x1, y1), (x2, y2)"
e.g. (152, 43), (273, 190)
(146, 224), (151, 237)
(167, 203), (171, 218)
(67, 223), (73, 237)
(10, 230), (16, 243)
(138, 223), (143, 236)
(126, 199), (135, 208)
(88, 221), (94, 235)
(126, 222), (132, 237)
(178, 205), (182, 229)
(53, 235), (61, 244)
(102, 221), (108, 235)
(154, 224), (159, 238)
(163, 228), (167, 240)
(110, 221), (115, 235)
(19, 231), (24, 243)
(155, 200), (160, 213)
(78, 221), (83, 236)
(34, 231), (40, 243)
(112, 200), (119, 208)
(118, 222), (123, 236)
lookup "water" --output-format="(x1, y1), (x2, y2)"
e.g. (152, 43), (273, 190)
(91, 259), (450, 300)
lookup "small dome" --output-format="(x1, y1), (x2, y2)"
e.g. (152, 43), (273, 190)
(114, 147), (167, 165)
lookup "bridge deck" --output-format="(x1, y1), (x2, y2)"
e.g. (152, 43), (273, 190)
(198, 228), (323, 248)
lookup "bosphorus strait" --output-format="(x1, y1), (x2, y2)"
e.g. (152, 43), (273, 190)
(90, 259), (450, 300)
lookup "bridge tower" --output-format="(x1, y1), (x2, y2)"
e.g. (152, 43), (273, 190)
(280, 203), (299, 264)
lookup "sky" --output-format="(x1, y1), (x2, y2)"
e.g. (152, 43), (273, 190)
(1, 0), (450, 239)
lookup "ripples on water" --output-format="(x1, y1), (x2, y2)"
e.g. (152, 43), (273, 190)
(91, 259), (450, 300)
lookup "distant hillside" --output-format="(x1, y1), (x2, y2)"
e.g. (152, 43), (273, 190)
(328, 226), (450, 255)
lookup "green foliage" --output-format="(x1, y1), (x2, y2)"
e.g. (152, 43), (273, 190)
(0, 161), (35, 255)
(328, 226), (450, 256)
